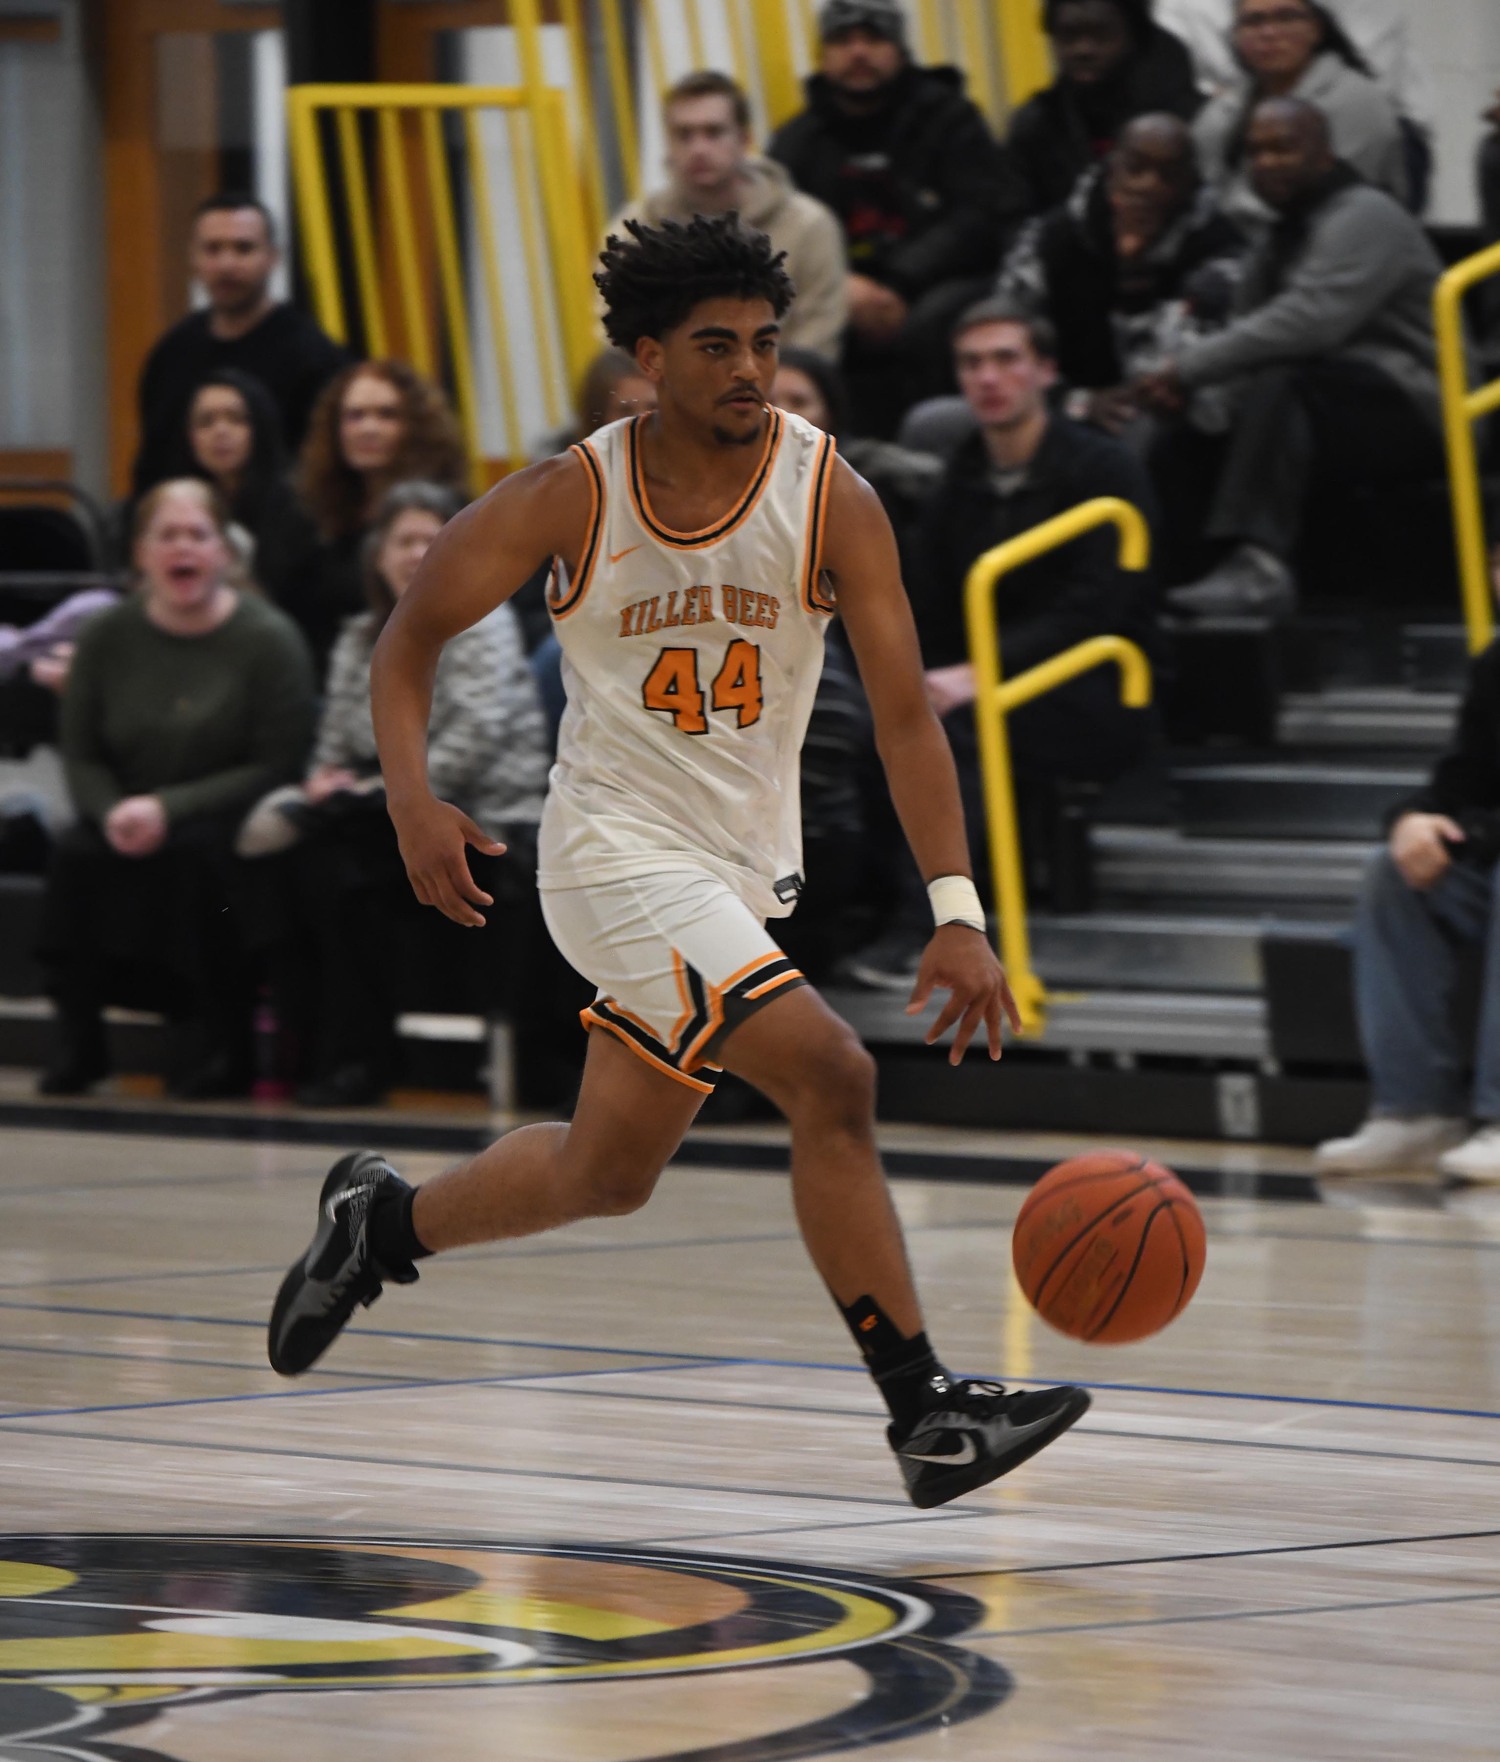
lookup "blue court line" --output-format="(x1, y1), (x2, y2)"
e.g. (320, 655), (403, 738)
(0, 1354), (713, 1424)
(0, 1338), (410, 1383)
(0, 1293), (1496, 1424)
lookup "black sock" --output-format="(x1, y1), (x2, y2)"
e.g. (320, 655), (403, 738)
(838, 1295), (948, 1433)
(369, 1183), (433, 1271)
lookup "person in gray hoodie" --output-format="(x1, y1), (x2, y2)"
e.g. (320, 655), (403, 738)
(1134, 97), (1443, 615)
(1192, 0), (1408, 225)
(606, 70), (847, 360)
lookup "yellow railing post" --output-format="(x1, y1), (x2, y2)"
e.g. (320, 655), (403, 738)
(994, 0), (1052, 111)
(1435, 241), (1500, 656)
(287, 90), (346, 343)
(964, 498), (1152, 1033)
(750, 0), (804, 127)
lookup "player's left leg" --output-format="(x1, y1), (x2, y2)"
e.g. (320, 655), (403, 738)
(717, 984), (1090, 1508)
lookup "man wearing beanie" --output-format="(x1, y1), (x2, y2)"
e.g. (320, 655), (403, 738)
(770, 0), (1023, 434)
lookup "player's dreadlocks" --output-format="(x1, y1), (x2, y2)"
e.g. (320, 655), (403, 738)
(594, 213), (796, 353)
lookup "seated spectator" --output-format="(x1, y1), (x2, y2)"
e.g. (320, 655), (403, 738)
(297, 360), (469, 674)
(769, 0), (1021, 434)
(998, 113), (1245, 437)
(608, 71), (847, 359)
(132, 194), (347, 495)
(1008, 0), (1202, 218)
(1159, 0), (1433, 205)
(1316, 638), (1500, 1185)
(772, 347), (943, 546)
(1138, 98), (1444, 616)
(239, 483), (551, 1109)
(35, 480), (315, 1099)
(1193, 0), (1408, 224)
(146, 368), (317, 620)
(847, 300), (1158, 986)
(1480, 89), (1500, 357)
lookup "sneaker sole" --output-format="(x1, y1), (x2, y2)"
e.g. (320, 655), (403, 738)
(267, 1151), (390, 1377)
(904, 1386), (1092, 1510)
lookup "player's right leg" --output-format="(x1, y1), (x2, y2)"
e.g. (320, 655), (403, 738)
(266, 1027), (703, 1375)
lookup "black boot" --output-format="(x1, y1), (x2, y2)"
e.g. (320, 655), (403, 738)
(38, 994), (108, 1096)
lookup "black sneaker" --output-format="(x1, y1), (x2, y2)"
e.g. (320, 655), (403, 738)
(890, 1374), (1091, 1509)
(267, 1151), (419, 1377)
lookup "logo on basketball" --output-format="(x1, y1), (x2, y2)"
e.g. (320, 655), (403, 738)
(0, 1536), (1009, 1761)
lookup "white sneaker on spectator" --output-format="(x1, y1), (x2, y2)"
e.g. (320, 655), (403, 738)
(1165, 545), (1296, 619)
(1437, 1124), (1500, 1185)
(1315, 1115), (1468, 1174)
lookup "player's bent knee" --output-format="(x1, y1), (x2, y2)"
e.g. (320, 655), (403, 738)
(779, 1029), (877, 1125)
(579, 1163), (662, 1217)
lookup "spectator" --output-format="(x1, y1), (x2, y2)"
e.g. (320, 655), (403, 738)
(1158, 0), (1433, 205)
(847, 299), (1158, 986)
(132, 194), (347, 495)
(1008, 0), (1203, 218)
(1480, 89), (1500, 357)
(1316, 639), (1500, 1185)
(35, 480), (315, 1099)
(772, 346), (943, 544)
(297, 360), (469, 674)
(768, 0), (1021, 434)
(1139, 98), (1444, 617)
(148, 369), (318, 622)
(1193, 0), (1408, 224)
(239, 483), (551, 1109)
(997, 113), (1245, 436)
(608, 71), (847, 359)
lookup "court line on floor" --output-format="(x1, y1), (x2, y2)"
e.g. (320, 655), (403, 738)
(0, 1421), (920, 1512)
(0, 1338), (428, 1384)
(0, 1354), (714, 1424)
(974, 1586), (1500, 1641)
(2, 1295), (1498, 1424)
(932, 1526), (1500, 1581)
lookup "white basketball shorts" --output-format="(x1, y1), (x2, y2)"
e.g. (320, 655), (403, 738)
(540, 868), (808, 1093)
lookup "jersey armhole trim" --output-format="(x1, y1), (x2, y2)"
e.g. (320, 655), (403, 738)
(550, 442), (605, 619)
(801, 431), (838, 615)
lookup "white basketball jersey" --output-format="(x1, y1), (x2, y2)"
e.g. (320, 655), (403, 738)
(537, 408), (836, 920)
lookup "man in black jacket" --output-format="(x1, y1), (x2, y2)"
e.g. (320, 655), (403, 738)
(769, 0), (1022, 433)
(998, 113), (1244, 433)
(132, 194), (349, 495)
(846, 297), (1158, 987)
(1008, 0), (1202, 218)
(1317, 638), (1500, 1185)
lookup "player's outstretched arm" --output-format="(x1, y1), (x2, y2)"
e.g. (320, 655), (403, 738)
(824, 459), (1020, 1062)
(371, 453), (588, 926)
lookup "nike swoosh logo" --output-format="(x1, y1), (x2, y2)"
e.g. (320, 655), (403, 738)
(609, 544), (643, 565)
(902, 1437), (978, 1467)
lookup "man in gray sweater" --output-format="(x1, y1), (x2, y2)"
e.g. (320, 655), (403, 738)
(1134, 96), (1444, 615)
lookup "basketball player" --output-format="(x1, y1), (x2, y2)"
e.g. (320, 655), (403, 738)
(268, 215), (1090, 1508)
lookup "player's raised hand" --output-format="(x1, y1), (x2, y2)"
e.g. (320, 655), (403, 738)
(906, 924), (1021, 1066)
(391, 796), (506, 927)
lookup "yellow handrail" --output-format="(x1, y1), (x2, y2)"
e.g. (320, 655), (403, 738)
(287, 83), (597, 477)
(1434, 239), (1500, 655)
(964, 498), (1153, 1032)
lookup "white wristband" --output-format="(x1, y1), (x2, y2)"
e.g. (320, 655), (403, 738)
(927, 874), (986, 934)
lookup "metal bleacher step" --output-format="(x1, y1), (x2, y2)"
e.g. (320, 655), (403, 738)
(1275, 686), (1458, 752)
(1172, 758), (1426, 839)
(824, 985), (1270, 1061)
(1029, 909), (1348, 995)
(1090, 825), (1376, 906)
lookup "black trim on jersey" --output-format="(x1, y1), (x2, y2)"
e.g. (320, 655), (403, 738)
(550, 442), (605, 617)
(801, 431), (837, 615)
(627, 410), (783, 549)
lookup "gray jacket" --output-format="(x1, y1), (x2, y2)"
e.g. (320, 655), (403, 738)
(1195, 51), (1407, 227)
(314, 604), (550, 833)
(1176, 172), (1441, 427)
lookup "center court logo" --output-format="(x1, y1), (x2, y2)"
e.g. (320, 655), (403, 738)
(0, 1535), (1010, 1761)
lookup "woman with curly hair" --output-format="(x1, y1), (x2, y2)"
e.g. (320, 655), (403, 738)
(296, 360), (469, 672)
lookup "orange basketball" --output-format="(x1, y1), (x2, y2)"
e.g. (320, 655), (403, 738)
(1011, 1150), (1206, 1344)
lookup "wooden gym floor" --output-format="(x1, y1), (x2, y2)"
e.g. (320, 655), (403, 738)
(0, 1111), (1497, 1761)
